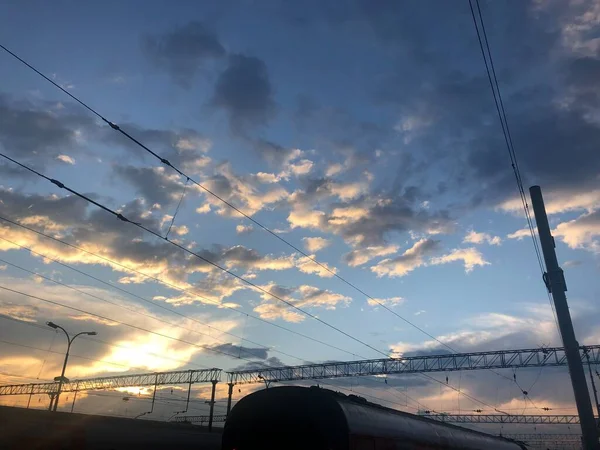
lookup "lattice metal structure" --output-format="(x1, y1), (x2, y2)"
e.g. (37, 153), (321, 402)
(501, 434), (581, 442)
(424, 414), (583, 424)
(0, 368), (221, 395)
(171, 414), (227, 424)
(228, 345), (600, 385)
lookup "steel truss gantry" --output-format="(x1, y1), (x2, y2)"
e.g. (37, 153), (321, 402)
(227, 345), (600, 385)
(0, 368), (222, 395)
(423, 414), (584, 424)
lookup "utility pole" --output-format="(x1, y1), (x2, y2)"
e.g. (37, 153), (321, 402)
(530, 186), (599, 450)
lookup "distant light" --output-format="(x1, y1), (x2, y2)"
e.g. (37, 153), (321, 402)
(46, 322), (58, 329)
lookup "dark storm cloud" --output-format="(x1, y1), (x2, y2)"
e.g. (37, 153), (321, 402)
(212, 54), (275, 133)
(208, 343), (268, 360)
(142, 21), (226, 87)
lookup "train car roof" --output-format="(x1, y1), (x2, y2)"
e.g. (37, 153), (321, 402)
(224, 386), (526, 450)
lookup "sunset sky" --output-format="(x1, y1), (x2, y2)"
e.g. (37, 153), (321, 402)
(0, 0), (599, 427)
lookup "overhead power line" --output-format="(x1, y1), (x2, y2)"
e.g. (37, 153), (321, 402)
(467, 0), (559, 334)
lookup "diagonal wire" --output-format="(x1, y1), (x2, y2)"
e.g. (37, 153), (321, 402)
(165, 177), (189, 239)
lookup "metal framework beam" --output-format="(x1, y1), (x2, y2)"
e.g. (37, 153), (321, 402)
(424, 414), (585, 424)
(228, 345), (600, 385)
(171, 414), (227, 425)
(0, 368), (221, 396)
(501, 434), (581, 442)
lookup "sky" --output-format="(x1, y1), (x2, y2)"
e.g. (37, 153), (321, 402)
(0, 0), (599, 435)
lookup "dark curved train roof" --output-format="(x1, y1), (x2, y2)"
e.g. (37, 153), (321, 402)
(223, 386), (526, 450)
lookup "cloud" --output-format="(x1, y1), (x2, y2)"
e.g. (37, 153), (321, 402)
(499, 188), (600, 215)
(199, 162), (288, 216)
(296, 255), (337, 278)
(288, 188), (454, 247)
(100, 124), (211, 175)
(0, 94), (95, 170)
(113, 165), (186, 206)
(142, 21), (225, 87)
(231, 356), (285, 371)
(236, 224), (254, 234)
(212, 54), (274, 132)
(506, 228), (531, 240)
(430, 247), (490, 273)
(254, 283), (351, 322)
(253, 139), (303, 169)
(207, 343), (268, 360)
(367, 296), (404, 307)
(371, 239), (440, 278)
(463, 230), (501, 246)
(56, 154), (75, 165)
(0, 276), (240, 380)
(302, 237), (330, 253)
(0, 189), (313, 303)
(343, 244), (399, 267)
(552, 210), (600, 252)
(325, 163), (345, 177)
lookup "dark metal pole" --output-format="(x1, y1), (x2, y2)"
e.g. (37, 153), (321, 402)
(530, 185), (599, 450)
(226, 382), (234, 417)
(208, 380), (217, 432)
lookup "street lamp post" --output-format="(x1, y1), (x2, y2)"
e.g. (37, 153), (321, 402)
(46, 321), (96, 412)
